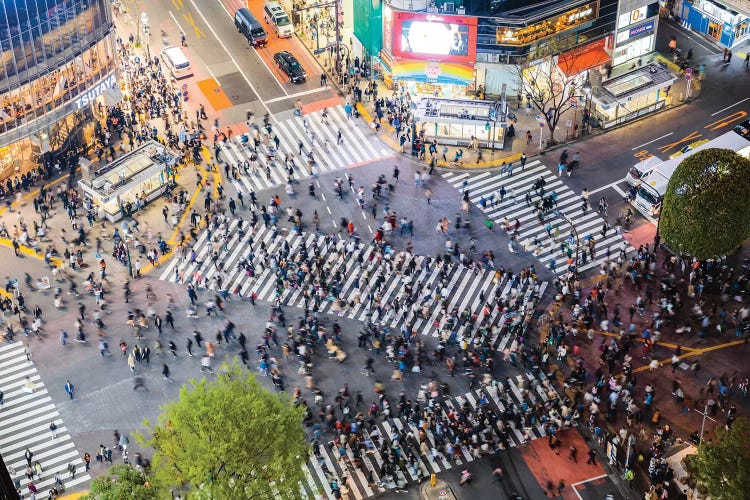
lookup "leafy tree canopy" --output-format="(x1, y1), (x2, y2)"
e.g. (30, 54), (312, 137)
(82, 464), (157, 500)
(686, 417), (750, 499)
(659, 148), (750, 259)
(137, 361), (309, 499)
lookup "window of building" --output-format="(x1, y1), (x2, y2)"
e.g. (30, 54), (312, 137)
(495, 1), (598, 46)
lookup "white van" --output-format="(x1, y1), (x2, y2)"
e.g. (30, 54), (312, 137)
(263, 2), (294, 38)
(161, 46), (193, 79)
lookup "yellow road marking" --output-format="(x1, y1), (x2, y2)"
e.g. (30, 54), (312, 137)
(631, 339), (746, 374)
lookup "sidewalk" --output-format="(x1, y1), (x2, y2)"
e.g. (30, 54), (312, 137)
(296, 26), (699, 170)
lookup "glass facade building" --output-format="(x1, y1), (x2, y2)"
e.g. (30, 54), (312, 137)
(0, 0), (117, 181)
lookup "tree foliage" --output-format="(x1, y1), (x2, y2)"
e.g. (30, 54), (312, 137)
(136, 361), (309, 499)
(82, 464), (157, 500)
(660, 148), (750, 259)
(514, 55), (585, 144)
(686, 417), (750, 499)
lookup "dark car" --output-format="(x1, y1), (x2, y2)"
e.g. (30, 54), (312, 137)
(273, 51), (306, 83)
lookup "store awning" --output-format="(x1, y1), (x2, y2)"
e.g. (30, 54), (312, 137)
(557, 46), (611, 78)
(392, 61), (474, 85)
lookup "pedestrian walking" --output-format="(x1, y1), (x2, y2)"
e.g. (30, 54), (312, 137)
(169, 341), (177, 357)
(162, 364), (173, 382)
(64, 380), (74, 399)
(568, 445), (577, 463)
(201, 355), (213, 373)
(425, 188), (433, 205)
(586, 449), (597, 465)
(186, 338), (194, 356)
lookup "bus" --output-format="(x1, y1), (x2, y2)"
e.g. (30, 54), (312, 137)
(630, 120), (750, 218)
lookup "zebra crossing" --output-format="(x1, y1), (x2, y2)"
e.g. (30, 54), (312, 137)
(0, 342), (91, 496)
(441, 160), (634, 276)
(159, 221), (546, 350)
(297, 372), (558, 499)
(220, 105), (393, 193)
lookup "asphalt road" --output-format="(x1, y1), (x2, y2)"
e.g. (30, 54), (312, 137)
(552, 18), (749, 240)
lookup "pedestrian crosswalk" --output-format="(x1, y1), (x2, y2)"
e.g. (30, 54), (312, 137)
(441, 160), (634, 276)
(0, 342), (91, 497)
(159, 221), (546, 350)
(296, 372), (559, 499)
(220, 106), (393, 194)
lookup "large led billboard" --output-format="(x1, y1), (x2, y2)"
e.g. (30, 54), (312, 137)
(391, 12), (477, 63)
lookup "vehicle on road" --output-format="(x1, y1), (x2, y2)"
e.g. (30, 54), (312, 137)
(668, 139), (709, 159)
(235, 8), (267, 47)
(160, 46), (192, 79)
(264, 1), (294, 38)
(274, 51), (306, 83)
(632, 120), (750, 218)
(626, 156), (662, 188)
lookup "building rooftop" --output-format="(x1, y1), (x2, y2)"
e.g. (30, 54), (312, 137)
(595, 62), (677, 107)
(79, 140), (178, 200)
(414, 97), (508, 124)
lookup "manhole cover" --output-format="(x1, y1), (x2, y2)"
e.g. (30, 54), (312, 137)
(232, 94), (239, 100)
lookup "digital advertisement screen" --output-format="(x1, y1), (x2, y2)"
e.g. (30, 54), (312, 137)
(390, 13), (477, 63)
(401, 21), (469, 57)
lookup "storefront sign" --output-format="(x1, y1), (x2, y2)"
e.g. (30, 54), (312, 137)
(390, 12), (477, 64)
(74, 73), (118, 110)
(629, 20), (655, 38)
(424, 62), (441, 80)
(618, 5), (646, 28)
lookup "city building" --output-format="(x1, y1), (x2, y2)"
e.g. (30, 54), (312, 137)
(0, 0), (119, 182)
(353, 0), (620, 97)
(670, 0), (750, 48)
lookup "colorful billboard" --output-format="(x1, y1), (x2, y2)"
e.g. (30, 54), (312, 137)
(390, 12), (477, 64)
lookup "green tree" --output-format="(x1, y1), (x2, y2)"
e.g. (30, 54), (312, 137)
(82, 464), (157, 500)
(686, 417), (750, 499)
(137, 361), (309, 499)
(659, 148), (750, 259)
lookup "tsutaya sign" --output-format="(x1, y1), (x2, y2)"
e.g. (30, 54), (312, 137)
(74, 73), (118, 110)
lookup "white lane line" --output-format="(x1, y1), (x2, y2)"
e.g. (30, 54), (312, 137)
(187, 0), (275, 116)
(588, 181), (625, 195)
(265, 87), (331, 104)
(711, 98), (750, 116)
(215, 0), (288, 98)
(663, 22), (716, 53)
(631, 132), (673, 150)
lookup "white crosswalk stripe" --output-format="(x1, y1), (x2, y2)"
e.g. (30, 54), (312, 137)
(159, 222), (547, 351)
(0, 342), (91, 497)
(442, 160), (635, 276)
(219, 106), (392, 194)
(296, 373), (559, 499)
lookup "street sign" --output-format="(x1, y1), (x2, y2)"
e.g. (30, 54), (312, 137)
(685, 67), (692, 81)
(570, 96), (577, 108)
(539, 122), (545, 128)
(438, 490), (447, 497)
